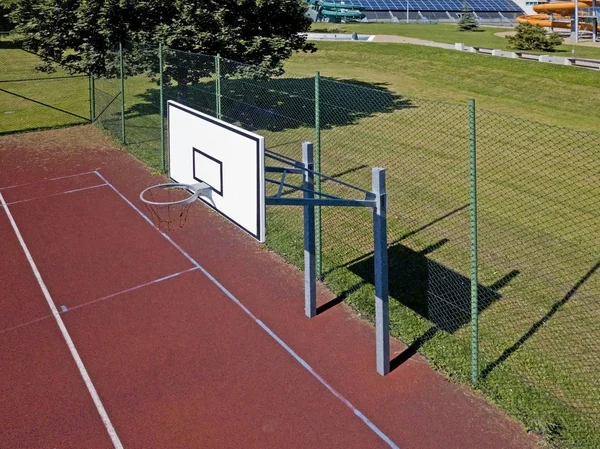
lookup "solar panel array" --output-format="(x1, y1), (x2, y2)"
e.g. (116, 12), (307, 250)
(348, 0), (522, 11)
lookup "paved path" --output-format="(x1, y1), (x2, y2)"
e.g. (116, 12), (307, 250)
(370, 35), (455, 49)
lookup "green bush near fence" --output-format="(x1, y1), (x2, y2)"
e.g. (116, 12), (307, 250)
(2, 41), (599, 449)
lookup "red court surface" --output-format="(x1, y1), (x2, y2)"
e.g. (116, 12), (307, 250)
(0, 127), (540, 448)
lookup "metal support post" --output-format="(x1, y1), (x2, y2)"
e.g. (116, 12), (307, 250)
(469, 98), (479, 385)
(303, 142), (317, 318)
(89, 73), (95, 123)
(372, 168), (389, 376)
(593, 0), (598, 42)
(159, 43), (166, 173)
(314, 71), (322, 279)
(574, 0), (580, 42)
(215, 54), (222, 120)
(119, 42), (126, 144)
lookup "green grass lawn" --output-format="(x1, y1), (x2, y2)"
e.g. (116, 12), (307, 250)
(310, 22), (600, 60)
(0, 42), (90, 134)
(2, 40), (599, 448)
(285, 41), (600, 132)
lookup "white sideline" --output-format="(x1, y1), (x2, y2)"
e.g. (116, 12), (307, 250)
(0, 192), (124, 449)
(95, 171), (400, 449)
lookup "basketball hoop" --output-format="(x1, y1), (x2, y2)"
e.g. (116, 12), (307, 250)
(140, 182), (212, 231)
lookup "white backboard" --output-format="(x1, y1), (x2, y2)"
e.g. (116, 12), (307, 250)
(168, 101), (265, 242)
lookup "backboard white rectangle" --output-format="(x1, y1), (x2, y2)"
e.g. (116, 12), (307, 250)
(193, 148), (223, 196)
(168, 101), (265, 242)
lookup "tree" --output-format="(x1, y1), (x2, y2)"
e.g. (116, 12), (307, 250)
(457, 2), (478, 32)
(0, 0), (18, 31)
(506, 23), (563, 52)
(12, 0), (315, 77)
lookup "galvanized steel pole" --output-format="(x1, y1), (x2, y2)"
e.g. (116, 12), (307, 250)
(303, 142), (317, 318)
(373, 167), (389, 376)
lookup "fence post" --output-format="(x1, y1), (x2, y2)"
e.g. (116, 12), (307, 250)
(119, 42), (126, 144)
(303, 142), (317, 318)
(215, 54), (222, 120)
(314, 71), (322, 279)
(469, 98), (479, 385)
(373, 168), (389, 376)
(89, 73), (95, 123)
(159, 43), (166, 174)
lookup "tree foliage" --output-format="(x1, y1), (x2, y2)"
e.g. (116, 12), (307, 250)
(457, 2), (478, 32)
(506, 23), (563, 52)
(12, 0), (315, 77)
(0, 0), (18, 31)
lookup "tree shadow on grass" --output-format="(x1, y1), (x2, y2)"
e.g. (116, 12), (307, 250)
(127, 75), (413, 136)
(0, 39), (21, 50)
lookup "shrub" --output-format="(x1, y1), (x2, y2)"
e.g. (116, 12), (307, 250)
(324, 26), (346, 34)
(506, 23), (564, 52)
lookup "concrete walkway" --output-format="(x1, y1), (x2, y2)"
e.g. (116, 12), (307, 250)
(370, 35), (455, 49)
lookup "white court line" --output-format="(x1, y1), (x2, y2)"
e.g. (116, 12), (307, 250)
(4, 184), (108, 206)
(66, 267), (198, 314)
(95, 171), (400, 449)
(0, 315), (52, 337)
(0, 267), (197, 337)
(0, 171), (97, 190)
(0, 192), (124, 449)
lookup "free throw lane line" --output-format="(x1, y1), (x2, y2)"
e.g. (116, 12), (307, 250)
(0, 192), (124, 449)
(96, 171), (400, 449)
(0, 171), (97, 190)
(0, 267), (198, 336)
(4, 183), (108, 206)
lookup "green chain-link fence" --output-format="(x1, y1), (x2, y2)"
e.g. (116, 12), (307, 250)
(3, 39), (597, 448)
(475, 110), (600, 447)
(0, 38), (90, 134)
(92, 42), (599, 448)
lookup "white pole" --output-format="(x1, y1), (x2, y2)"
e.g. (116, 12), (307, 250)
(406, 0), (409, 23)
(593, 0), (598, 42)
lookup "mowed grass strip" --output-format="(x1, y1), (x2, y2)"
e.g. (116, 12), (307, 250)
(285, 41), (600, 132)
(0, 44), (90, 134)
